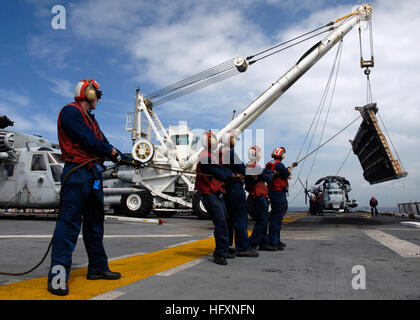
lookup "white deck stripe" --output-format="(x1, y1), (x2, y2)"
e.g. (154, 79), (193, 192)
(0, 234), (192, 239)
(90, 291), (126, 300)
(156, 259), (205, 276)
(364, 230), (420, 258)
(166, 240), (197, 248)
(400, 222), (420, 228)
(282, 236), (333, 240)
(72, 252), (147, 269)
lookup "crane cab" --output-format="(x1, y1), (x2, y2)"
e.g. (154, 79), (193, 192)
(168, 122), (199, 166)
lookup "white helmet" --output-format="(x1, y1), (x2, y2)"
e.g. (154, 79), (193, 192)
(74, 79), (102, 102)
(221, 129), (239, 147)
(248, 145), (262, 162)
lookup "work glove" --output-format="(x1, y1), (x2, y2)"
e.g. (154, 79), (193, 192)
(111, 152), (122, 164)
(117, 157), (144, 169)
(232, 173), (244, 182)
(130, 158), (144, 169)
(291, 162), (298, 168)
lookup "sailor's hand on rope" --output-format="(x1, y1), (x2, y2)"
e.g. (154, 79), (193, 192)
(287, 162), (298, 171)
(232, 173), (244, 181)
(112, 153), (122, 164)
(110, 148), (122, 164)
(130, 159), (144, 169)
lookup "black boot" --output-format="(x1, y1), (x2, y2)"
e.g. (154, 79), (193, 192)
(273, 243), (285, 251)
(236, 248), (259, 257)
(87, 270), (121, 280)
(227, 247), (236, 259)
(213, 254), (228, 265)
(47, 281), (69, 296)
(259, 244), (277, 251)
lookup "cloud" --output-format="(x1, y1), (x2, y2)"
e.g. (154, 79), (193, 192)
(48, 78), (74, 100)
(28, 35), (72, 69)
(0, 102), (33, 131)
(0, 92), (57, 140)
(32, 113), (57, 134)
(0, 89), (29, 107)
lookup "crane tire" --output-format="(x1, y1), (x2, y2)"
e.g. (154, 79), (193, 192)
(121, 190), (153, 218)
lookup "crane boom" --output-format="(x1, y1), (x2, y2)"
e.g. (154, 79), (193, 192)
(183, 4), (373, 169)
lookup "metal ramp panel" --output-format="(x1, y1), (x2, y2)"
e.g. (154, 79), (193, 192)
(350, 103), (407, 184)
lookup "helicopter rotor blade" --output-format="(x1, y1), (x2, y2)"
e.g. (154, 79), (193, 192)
(298, 177), (308, 205)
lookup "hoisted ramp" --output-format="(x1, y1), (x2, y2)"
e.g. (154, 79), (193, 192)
(350, 103), (407, 184)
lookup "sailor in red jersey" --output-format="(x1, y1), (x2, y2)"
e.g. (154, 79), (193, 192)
(265, 147), (297, 250)
(195, 130), (240, 265)
(245, 146), (275, 251)
(48, 79), (133, 296)
(220, 131), (258, 258)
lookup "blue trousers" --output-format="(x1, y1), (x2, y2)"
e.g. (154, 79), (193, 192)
(268, 190), (288, 246)
(224, 184), (250, 252)
(48, 164), (109, 282)
(201, 193), (230, 258)
(249, 196), (269, 249)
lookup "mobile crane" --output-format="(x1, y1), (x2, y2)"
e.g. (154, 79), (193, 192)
(102, 4), (374, 219)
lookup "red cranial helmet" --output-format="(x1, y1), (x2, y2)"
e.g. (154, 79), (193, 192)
(74, 79), (102, 102)
(272, 147), (286, 160)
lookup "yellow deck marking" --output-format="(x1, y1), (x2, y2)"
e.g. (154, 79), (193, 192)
(0, 212), (306, 300)
(283, 212), (307, 223)
(0, 236), (215, 300)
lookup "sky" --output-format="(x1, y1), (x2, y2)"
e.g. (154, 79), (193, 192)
(1, 0), (419, 208)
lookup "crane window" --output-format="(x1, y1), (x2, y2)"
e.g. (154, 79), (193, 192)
(31, 154), (47, 171)
(174, 135), (189, 145)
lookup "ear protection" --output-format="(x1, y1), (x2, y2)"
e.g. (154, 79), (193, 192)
(221, 131), (237, 147)
(85, 80), (97, 102)
(74, 79), (102, 102)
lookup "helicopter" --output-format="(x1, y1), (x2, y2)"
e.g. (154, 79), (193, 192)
(308, 176), (358, 213)
(0, 116), (63, 210)
(0, 115), (152, 215)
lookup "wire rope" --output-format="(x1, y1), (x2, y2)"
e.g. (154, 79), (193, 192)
(145, 25), (336, 106)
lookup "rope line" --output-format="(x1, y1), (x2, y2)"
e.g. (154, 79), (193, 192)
(152, 68), (239, 106)
(290, 39), (344, 194)
(247, 22), (333, 60)
(296, 115), (361, 164)
(335, 147), (353, 176)
(248, 29), (333, 65)
(0, 158), (101, 276)
(145, 24), (337, 106)
(146, 58), (236, 100)
(306, 39), (343, 180)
